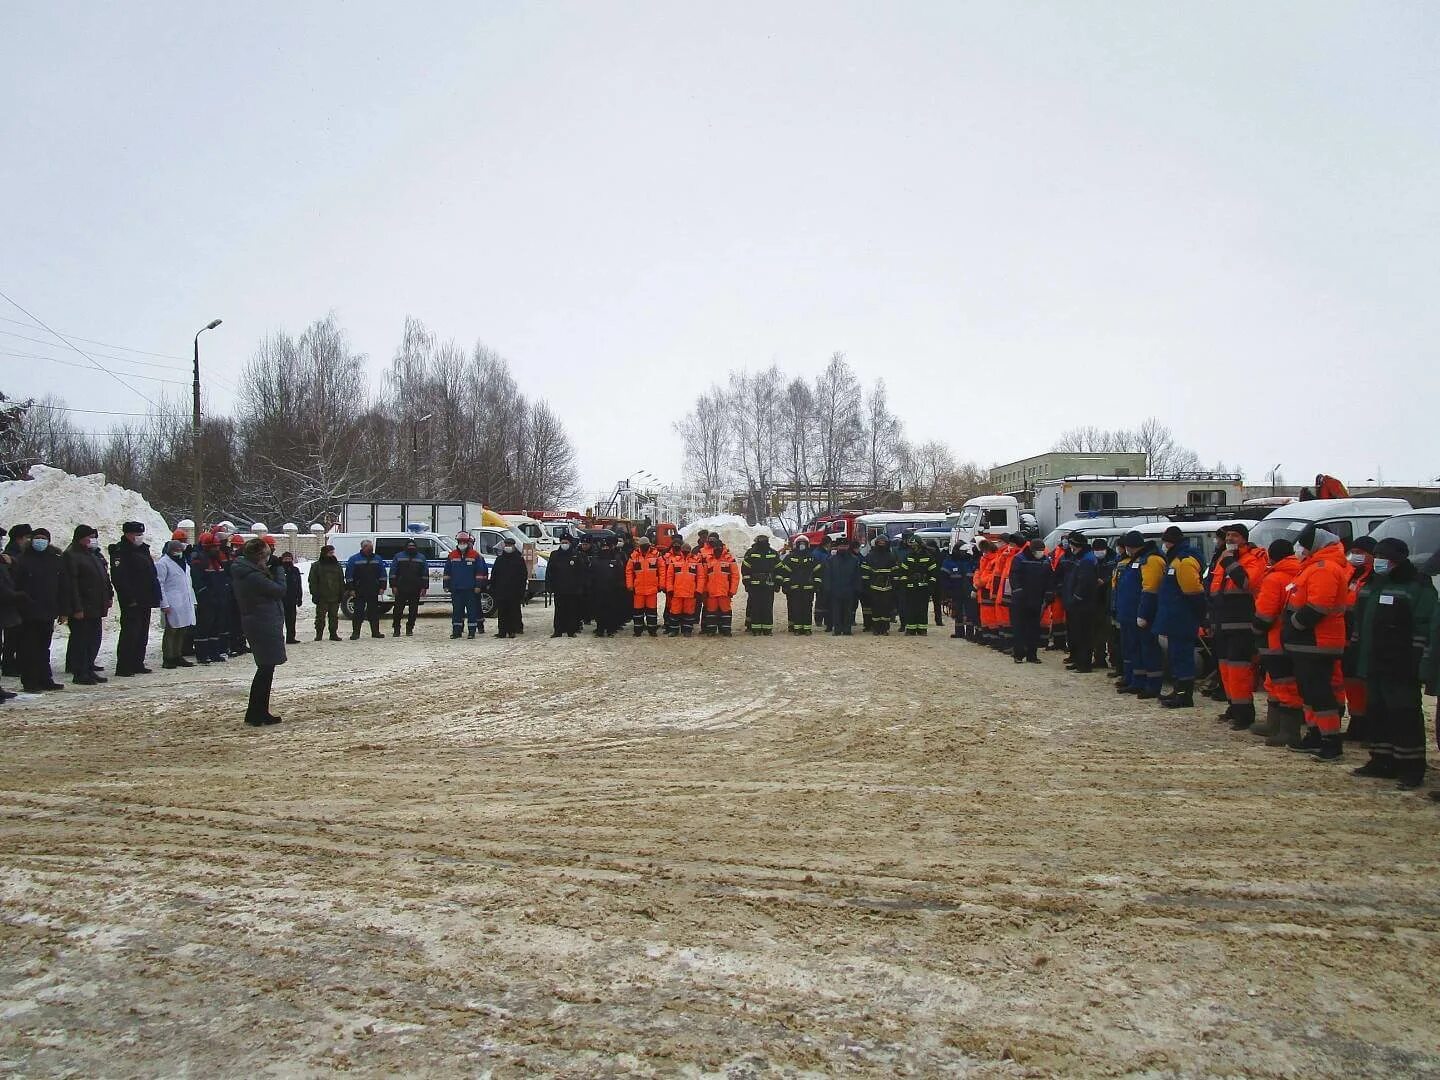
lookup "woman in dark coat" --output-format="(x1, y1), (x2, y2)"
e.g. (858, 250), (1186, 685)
(489, 538), (529, 639)
(62, 524), (113, 684)
(231, 537), (287, 727)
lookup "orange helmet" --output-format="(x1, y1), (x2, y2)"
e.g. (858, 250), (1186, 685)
(229, 534), (245, 547)
(198, 531), (216, 546)
(172, 528), (189, 541)
(262, 535), (276, 547)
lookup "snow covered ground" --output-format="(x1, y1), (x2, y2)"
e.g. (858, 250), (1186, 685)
(4, 594), (1440, 1075)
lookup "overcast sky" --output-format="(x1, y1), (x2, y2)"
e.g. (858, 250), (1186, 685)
(3, 2), (1437, 501)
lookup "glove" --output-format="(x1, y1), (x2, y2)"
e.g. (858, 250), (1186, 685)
(1137, 618), (1148, 629)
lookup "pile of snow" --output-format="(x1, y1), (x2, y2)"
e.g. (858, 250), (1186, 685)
(0, 465), (170, 547)
(680, 514), (779, 554)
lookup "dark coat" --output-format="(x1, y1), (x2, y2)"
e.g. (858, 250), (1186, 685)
(823, 550), (863, 596)
(388, 552), (429, 597)
(231, 556), (287, 667)
(1063, 550), (1100, 613)
(490, 549), (529, 599)
(545, 548), (589, 596)
(588, 552), (628, 597)
(281, 563), (303, 606)
(345, 552), (387, 598)
(307, 556), (345, 604)
(1008, 553), (1056, 612)
(0, 558), (19, 630)
(63, 544), (113, 618)
(191, 548), (232, 607)
(109, 540), (161, 608)
(14, 545), (73, 623)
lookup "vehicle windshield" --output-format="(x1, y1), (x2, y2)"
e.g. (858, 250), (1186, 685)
(1368, 515), (1440, 570)
(1248, 517), (1308, 551)
(958, 507), (981, 530)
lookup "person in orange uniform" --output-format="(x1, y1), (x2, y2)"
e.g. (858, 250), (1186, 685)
(974, 540), (998, 643)
(663, 542), (702, 636)
(1207, 524), (1269, 730)
(1281, 525), (1353, 761)
(1250, 539), (1306, 745)
(625, 536), (665, 637)
(1340, 536), (1376, 742)
(1042, 543), (1069, 652)
(699, 536), (739, 635)
(991, 535), (1022, 653)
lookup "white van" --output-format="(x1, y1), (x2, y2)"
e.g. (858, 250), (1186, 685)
(1247, 498), (1412, 553)
(855, 511), (949, 551)
(1365, 508), (1440, 579)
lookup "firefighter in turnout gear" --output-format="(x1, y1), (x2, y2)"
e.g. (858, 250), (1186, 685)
(1349, 537), (1438, 787)
(1207, 524), (1269, 729)
(625, 537), (664, 637)
(663, 543), (702, 635)
(897, 533), (939, 635)
(700, 537), (738, 635)
(861, 535), (898, 634)
(740, 535), (780, 635)
(777, 536), (823, 634)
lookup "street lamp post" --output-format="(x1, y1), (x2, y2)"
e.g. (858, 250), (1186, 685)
(192, 319), (222, 532)
(1270, 463), (1282, 498)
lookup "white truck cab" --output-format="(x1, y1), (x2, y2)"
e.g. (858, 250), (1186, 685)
(952, 495), (1023, 548)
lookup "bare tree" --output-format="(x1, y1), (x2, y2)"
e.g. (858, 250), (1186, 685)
(811, 352), (864, 512)
(860, 379), (903, 496)
(779, 377), (816, 531)
(675, 385), (732, 513)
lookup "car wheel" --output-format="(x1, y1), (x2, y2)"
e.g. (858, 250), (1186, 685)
(480, 592), (496, 617)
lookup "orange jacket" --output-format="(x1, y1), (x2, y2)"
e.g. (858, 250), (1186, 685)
(1253, 555), (1301, 655)
(626, 550), (664, 594)
(665, 553), (702, 599)
(993, 546), (1020, 608)
(973, 550), (996, 602)
(1282, 541), (1350, 655)
(701, 550), (739, 599)
(1207, 543), (1268, 631)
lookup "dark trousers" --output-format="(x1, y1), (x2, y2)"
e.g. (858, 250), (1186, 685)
(314, 601), (340, 638)
(247, 664), (275, 721)
(65, 617), (102, 675)
(196, 597), (226, 659)
(1166, 630), (1199, 682)
(816, 587), (830, 628)
(785, 589), (814, 630)
(228, 596), (247, 653)
(496, 593), (523, 636)
(1067, 605), (1095, 668)
(351, 595), (381, 637)
(1366, 676), (1425, 767)
(0, 625), (18, 676)
(284, 602), (299, 641)
(19, 619), (55, 689)
(830, 592), (857, 634)
(746, 587), (776, 631)
(116, 605), (152, 673)
(391, 593), (420, 632)
(1292, 653), (1342, 733)
(900, 587), (930, 631)
(1012, 605), (1043, 660)
(553, 593), (582, 634)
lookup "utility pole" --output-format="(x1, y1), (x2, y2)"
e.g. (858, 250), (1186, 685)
(192, 319), (222, 531)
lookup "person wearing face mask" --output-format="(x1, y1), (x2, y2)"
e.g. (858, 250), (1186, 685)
(13, 528), (73, 692)
(279, 552), (303, 644)
(778, 535), (824, 635)
(443, 533), (489, 639)
(625, 536), (665, 637)
(306, 544), (344, 642)
(0, 524), (33, 680)
(1061, 533), (1100, 672)
(1154, 526), (1206, 709)
(896, 533), (940, 637)
(1349, 538), (1437, 788)
(109, 521), (161, 676)
(155, 540), (197, 669)
(190, 532), (233, 662)
(490, 537), (529, 639)
(823, 539), (864, 636)
(545, 534), (588, 637)
(1249, 539), (1307, 745)
(1206, 524), (1269, 729)
(989, 536), (1023, 653)
(575, 535), (596, 626)
(1340, 537), (1377, 742)
(387, 540), (428, 638)
(940, 542), (976, 641)
(344, 539), (387, 640)
(1008, 539), (1055, 663)
(661, 542), (701, 636)
(860, 535), (899, 635)
(232, 537), (287, 727)
(0, 527), (19, 702)
(1281, 525), (1352, 760)
(62, 525), (112, 685)
(699, 537), (739, 635)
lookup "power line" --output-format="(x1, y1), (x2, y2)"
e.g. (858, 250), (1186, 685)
(13, 401), (150, 417)
(0, 327), (188, 372)
(0, 288), (161, 411)
(0, 313), (189, 360)
(0, 348), (189, 384)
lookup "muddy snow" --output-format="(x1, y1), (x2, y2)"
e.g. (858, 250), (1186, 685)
(3, 594), (1440, 1077)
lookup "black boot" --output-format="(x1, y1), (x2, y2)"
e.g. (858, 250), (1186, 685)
(1314, 734), (1343, 762)
(1287, 725), (1323, 754)
(468, 628), (477, 639)
(1228, 703), (1256, 731)
(1351, 754), (1397, 779)
(315, 629), (323, 642)
(1394, 760), (1426, 789)
(1160, 680), (1195, 709)
(452, 628), (463, 639)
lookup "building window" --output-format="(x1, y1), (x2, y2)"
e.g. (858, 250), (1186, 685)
(1115, 468), (1130, 477)
(1079, 491), (1119, 512)
(1187, 490), (1226, 506)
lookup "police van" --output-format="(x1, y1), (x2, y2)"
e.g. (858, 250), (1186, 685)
(326, 523), (547, 620)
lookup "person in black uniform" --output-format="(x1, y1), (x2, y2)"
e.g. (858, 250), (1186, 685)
(279, 552), (304, 643)
(13, 528), (73, 691)
(588, 538), (628, 637)
(741, 535), (780, 635)
(1008, 539), (1055, 663)
(546, 535), (589, 637)
(387, 540), (428, 637)
(110, 521), (160, 676)
(778, 536), (823, 634)
(490, 538), (529, 639)
(1061, 532), (1101, 673)
(860, 536), (899, 634)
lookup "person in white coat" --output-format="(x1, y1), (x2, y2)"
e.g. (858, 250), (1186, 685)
(156, 540), (196, 669)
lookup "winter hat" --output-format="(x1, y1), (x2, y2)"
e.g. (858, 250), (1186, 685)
(1268, 539), (1295, 561)
(31, 527), (51, 540)
(1349, 536), (1377, 554)
(9, 524), (31, 540)
(1120, 530), (1144, 549)
(1091, 538), (1110, 552)
(1223, 523), (1250, 540)
(1374, 537), (1410, 561)
(72, 524), (97, 543)
(1161, 526), (1185, 544)
(122, 521), (145, 535)
(164, 540), (185, 556)
(1066, 531), (1087, 547)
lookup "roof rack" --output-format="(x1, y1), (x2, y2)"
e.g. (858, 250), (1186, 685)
(1073, 504), (1270, 523)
